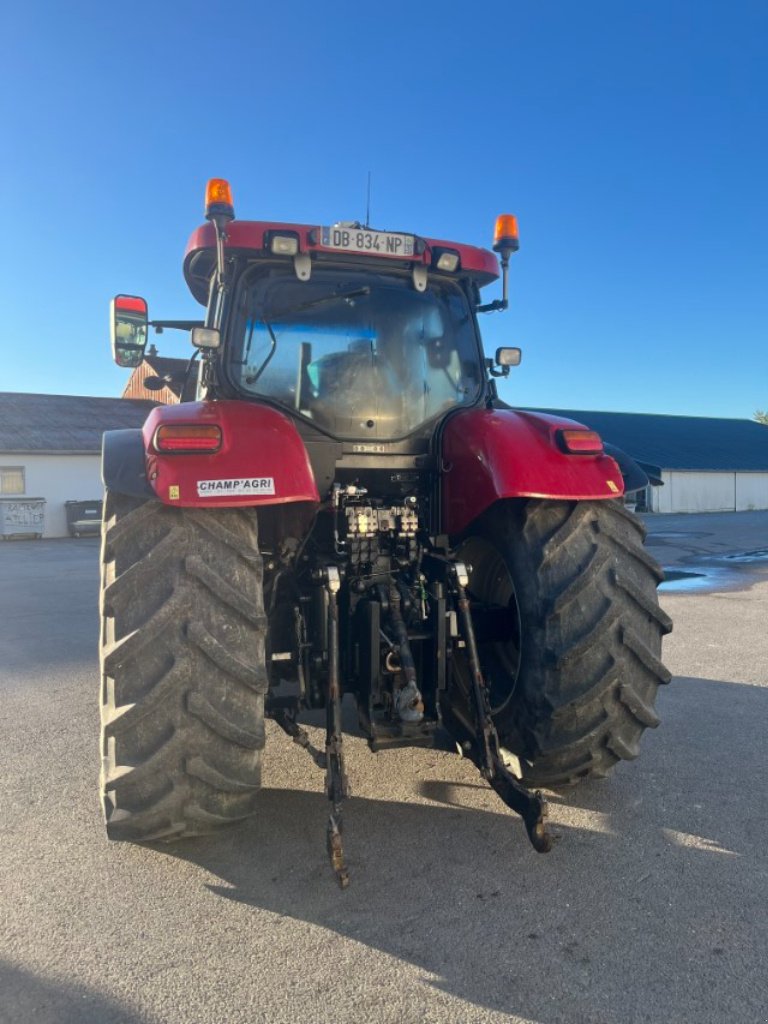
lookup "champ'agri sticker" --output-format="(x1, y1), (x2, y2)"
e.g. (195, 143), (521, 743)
(197, 477), (275, 497)
(169, 485), (180, 500)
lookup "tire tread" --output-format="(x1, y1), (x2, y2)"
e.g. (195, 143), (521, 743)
(99, 493), (266, 841)
(467, 499), (672, 787)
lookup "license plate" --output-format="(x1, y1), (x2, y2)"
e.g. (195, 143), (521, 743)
(320, 225), (414, 258)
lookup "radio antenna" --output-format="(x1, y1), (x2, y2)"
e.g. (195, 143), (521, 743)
(365, 171), (371, 227)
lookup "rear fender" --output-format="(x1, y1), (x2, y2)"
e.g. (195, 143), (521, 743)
(138, 401), (319, 507)
(441, 408), (624, 536)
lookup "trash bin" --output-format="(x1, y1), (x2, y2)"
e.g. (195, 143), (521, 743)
(0, 498), (46, 539)
(65, 500), (103, 538)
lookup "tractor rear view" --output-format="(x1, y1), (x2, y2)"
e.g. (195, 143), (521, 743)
(101, 180), (671, 884)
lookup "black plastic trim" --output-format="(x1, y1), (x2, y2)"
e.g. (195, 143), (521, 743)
(603, 443), (650, 493)
(102, 429), (155, 499)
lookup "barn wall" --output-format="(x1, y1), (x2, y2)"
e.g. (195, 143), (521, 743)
(651, 471), (768, 513)
(735, 473), (768, 511)
(122, 362), (178, 405)
(652, 472), (673, 513)
(669, 472), (735, 513)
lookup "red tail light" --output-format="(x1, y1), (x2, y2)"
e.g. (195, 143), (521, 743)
(153, 424), (222, 453)
(558, 429), (604, 454)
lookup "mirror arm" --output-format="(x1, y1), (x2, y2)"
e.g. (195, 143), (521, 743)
(149, 319), (205, 333)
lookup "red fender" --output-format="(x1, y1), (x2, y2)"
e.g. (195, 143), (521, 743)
(142, 401), (319, 508)
(441, 408), (624, 536)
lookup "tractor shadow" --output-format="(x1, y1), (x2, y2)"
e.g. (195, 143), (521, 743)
(158, 675), (768, 1022)
(0, 961), (144, 1024)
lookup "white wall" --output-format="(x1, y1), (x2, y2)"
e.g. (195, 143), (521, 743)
(2, 453), (103, 537)
(671, 472), (735, 513)
(651, 470), (768, 513)
(735, 473), (768, 511)
(650, 473), (670, 513)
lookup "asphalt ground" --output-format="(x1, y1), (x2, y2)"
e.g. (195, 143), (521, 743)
(643, 509), (768, 592)
(1, 514), (767, 1024)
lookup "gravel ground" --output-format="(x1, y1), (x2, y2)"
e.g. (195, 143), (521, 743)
(1, 519), (766, 1024)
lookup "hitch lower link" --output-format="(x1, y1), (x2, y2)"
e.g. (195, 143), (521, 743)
(451, 562), (552, 854)
(273, 566), (350, 886)
(323, 566), (351, 888)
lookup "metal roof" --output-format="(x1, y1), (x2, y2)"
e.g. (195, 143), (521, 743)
(522, 408), (768, 472)
(0, 393), (157, 453)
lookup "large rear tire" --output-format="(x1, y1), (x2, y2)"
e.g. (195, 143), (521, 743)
(454, 499), (672, 787)
(99, 492), (268, 841)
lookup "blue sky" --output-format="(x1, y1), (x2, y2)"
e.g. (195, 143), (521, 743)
(1, 1), (766, 417)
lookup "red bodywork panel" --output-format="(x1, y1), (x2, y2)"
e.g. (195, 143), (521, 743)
(142, 401), (319, 508)
(183, 221), (499, 303)
(441, 408), (624, 536)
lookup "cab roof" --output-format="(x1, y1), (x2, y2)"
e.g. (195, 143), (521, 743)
(183, 220), (499, 305)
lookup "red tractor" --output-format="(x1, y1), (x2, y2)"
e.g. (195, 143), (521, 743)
(102, 180), (671, 885)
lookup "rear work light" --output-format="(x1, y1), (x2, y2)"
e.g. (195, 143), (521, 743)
(558, 429), (604, 454)
(153, 424), (222, 453)
(269, 233), (300, 256)
(432, 248), (460, 272)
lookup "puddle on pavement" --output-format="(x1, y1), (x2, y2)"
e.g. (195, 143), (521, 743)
(663, 570), (705, 582)
(660, 550), (768, 593)
(651, 531), (710, 540)
(721, 548), (768, 563)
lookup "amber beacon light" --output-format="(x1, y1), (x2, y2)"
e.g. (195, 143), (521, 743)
(493, 214), (520, 253)
(205, 178), (235, 223)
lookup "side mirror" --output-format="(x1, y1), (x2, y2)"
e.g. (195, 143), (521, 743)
(111, 295), (148, 367)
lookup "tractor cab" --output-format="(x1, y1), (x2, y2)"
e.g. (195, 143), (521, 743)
(177, 182), (522, 445)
